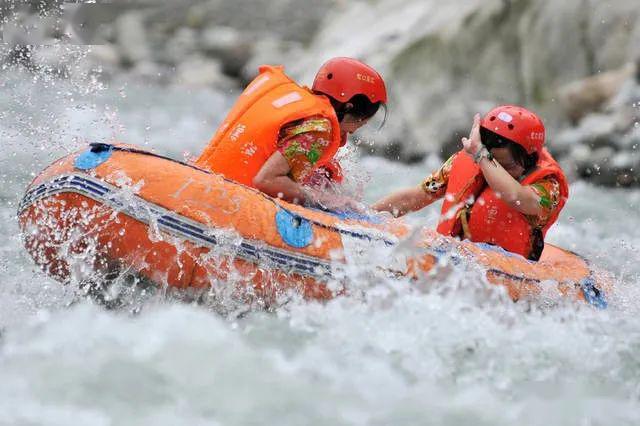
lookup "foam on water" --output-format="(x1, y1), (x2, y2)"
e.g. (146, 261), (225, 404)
(1, 60), (640, 425)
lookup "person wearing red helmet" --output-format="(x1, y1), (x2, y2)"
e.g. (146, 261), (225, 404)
(195, 57), (387, 206)
(373, 106), (569, 260)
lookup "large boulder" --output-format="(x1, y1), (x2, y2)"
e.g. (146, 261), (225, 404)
(558, 70), (640, 187)
(200, 26), (252, 78)
(173, 55), (235, 89)
(558, 63), (635, 124)
(285, 0), (640, 159)
(183, 0), (335, 44)
(68, 0), (335, 83)
(115, 11), (152, 67)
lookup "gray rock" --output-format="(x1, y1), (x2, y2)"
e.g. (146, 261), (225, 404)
(5, 0), (640, 188)
(200, 26), (252, 77)
(88, 44), (121, 68)
(585, 114), (625, 148)
(588, 146), (614, 167)
(162, 27), (199, 65)
(564, 74), (640, 186)
(568, 143), (592, 165)
(64, 3), (133, 44)
(131, 60), (163, 82)
(2, 11), (56, 45)
(608, 75), (640, 110)
(558, 63), (635, 123)
(576, 146), (615, 183)
(555, 113), (620, 152)
(242, 37), (305, 83)
(607, 149), (640, 187)
(610, 150), (639, 169)
(288, 0), (640, 157)
(575, 144), (640, 186)
(618, 126), (640, 151)
(553, 126), (587, 157)
(173, 55), (234, 89)
(115, 12), (151, 66)
(185, 0), (335, 44)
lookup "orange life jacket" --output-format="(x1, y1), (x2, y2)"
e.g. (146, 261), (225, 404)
(196, 65), (342, 187)
(436, 148), (569, 260)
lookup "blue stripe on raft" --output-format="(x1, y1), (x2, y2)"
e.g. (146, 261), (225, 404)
(20, 175), (393, 246)
(20, 176), (73, 208)
(71, 177), (109, 194)
(19, 175), (334, 277)
(19, 173), (610, 298)
(156, 218), (217, 245)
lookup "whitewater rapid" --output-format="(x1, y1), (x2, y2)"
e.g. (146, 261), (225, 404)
(1, 70), (639, 425)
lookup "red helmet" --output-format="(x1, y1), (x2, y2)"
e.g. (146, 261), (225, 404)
(480, 105), (545, 154)
(312, 57), (387, 104)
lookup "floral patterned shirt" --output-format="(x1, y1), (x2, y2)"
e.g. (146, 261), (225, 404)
(277, 116), (334, 182)
(421, 153), (561, 228)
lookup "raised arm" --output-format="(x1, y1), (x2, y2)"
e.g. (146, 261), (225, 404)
(476, 156), (543, 215)
(463, 114), (543, 216)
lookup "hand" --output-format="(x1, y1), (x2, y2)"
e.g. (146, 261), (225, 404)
(303, 167), (333, 190)
(461, 113), (482, 156)
(338, 197), (366, 213)
(320, 193), (365, 213)
(304, 187), (365, 213)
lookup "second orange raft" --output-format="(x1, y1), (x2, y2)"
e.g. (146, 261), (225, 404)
(18, 143), (610, 308)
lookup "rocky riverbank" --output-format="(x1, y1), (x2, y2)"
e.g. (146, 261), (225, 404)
(555, 62), (640, 186)
(2, 0), (639, 186)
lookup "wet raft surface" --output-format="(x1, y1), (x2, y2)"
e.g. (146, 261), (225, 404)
(19, 144), (610, 308)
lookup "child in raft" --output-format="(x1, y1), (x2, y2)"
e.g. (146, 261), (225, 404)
(195, 57), (387, 208)
(372, 105), (569, 261)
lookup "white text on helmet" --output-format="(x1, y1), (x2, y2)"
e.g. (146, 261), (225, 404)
(530, 132), (544, 140)
(356, 73), (375, 84)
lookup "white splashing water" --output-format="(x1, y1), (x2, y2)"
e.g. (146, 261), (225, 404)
(1, 53), (640, 425)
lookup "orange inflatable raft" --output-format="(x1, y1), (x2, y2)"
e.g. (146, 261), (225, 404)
(18, 143), (610, 308)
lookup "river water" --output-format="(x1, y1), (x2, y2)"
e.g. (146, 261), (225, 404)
(0, 68), (639, 425)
